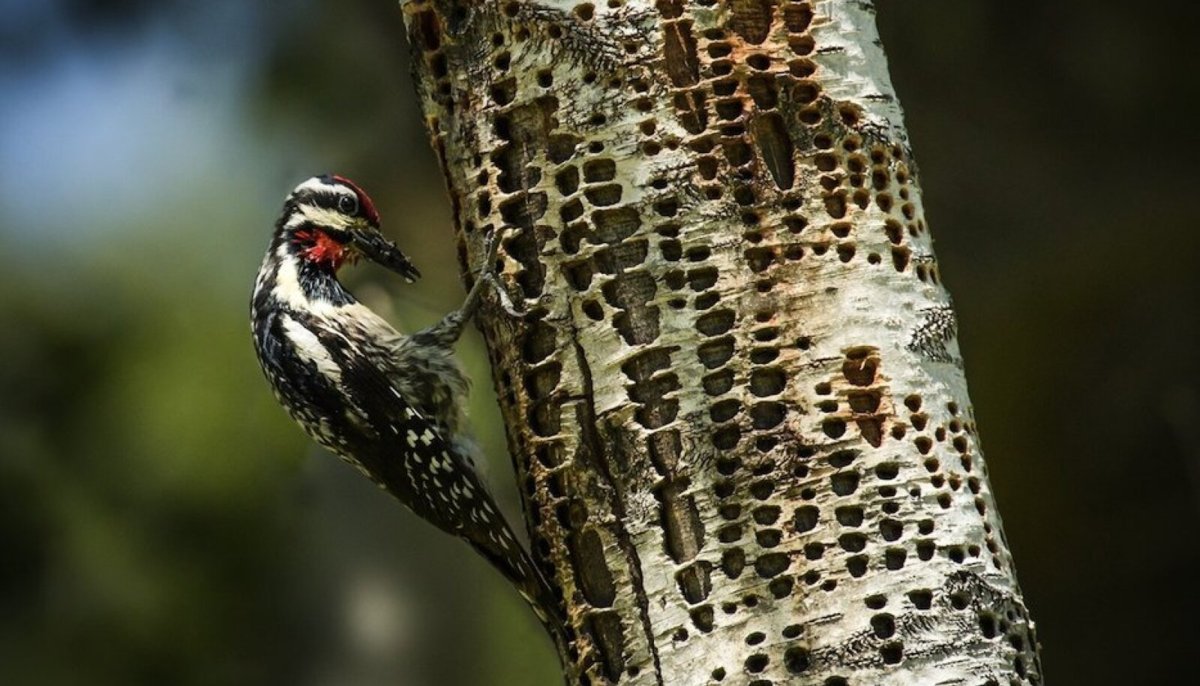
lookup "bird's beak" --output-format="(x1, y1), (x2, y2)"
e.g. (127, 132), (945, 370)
(349, 227), (421, 282)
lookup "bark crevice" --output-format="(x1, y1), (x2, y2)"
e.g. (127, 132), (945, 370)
(402, 1), (1042, 683)
(571, 337), (665, 685)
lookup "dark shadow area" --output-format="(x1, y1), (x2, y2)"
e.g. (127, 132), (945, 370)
(879, 3), (1200, 684)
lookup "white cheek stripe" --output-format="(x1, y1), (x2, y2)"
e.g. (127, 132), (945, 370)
(272, 246), (383, 319)
(272, 249), (311, 310)
(298, 203), (353, 230)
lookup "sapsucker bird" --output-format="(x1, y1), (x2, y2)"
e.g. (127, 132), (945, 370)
(251, 174), (562, 636)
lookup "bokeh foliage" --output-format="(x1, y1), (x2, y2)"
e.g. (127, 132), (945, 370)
(0, 1), (1196, 685)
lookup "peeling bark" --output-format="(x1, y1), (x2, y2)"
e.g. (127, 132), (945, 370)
(401, 1), (1042, 684)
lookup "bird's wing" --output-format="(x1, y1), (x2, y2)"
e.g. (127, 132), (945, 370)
(302, 317), (520, 552)
(263, 309), (560, 634)
(255, 309), (373, 451)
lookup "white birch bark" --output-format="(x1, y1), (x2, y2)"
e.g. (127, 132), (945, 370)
(401, 1), (1042, 684)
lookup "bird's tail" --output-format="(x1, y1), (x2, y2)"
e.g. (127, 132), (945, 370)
(468, 536), (569, 643)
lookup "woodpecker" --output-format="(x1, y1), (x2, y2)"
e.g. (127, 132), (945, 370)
(251, 174), (562, 636)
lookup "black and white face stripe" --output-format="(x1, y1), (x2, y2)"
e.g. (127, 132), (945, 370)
(283, 175), (371, 231)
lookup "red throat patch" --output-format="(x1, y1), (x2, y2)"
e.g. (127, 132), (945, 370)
(294, 229), (355, 270)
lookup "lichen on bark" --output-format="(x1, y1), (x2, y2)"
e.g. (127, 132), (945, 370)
(402, 1), (1042, 684)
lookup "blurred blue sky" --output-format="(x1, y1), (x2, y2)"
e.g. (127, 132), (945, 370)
(0, 0), (470, 314)
(1, 2), (296, 252)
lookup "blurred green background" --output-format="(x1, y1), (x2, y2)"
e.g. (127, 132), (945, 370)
(0, 1), (1194, 684)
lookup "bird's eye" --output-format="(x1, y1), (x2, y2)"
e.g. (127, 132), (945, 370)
(338, 194), (358, 215)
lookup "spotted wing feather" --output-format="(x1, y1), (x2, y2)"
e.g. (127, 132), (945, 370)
(286, 316), (557, 621)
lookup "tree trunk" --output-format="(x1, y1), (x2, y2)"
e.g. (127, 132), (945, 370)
(401, 1), (1042, 684)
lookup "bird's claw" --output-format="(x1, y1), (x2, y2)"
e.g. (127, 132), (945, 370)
(479, 227), (523, 318)
(484, 271), (524, 318)
(482, 225), (508, 266)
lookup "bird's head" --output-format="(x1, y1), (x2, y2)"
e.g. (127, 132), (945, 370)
(279, 174), (420, 282)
